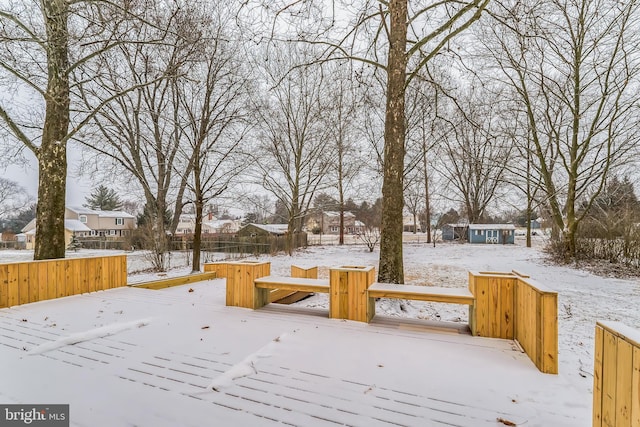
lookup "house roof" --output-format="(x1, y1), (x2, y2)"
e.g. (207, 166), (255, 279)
(65, 219), (92, 232)
(323, 211), (356, 218)
(246, 223), (288, 235)
(468, 223), (516, 230)
(67, 206), (135, 219)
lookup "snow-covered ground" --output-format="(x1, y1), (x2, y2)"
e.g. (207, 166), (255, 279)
(1, 235), (638, 425)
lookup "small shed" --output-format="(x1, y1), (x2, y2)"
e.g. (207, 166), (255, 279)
(441, 224), (469, 241)
(237, 223), (288, 237)
(468, 224), (516, 244)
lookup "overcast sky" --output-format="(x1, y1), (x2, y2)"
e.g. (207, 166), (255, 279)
(4, 154), (90, 207)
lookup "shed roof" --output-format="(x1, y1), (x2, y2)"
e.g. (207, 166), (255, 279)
(468, 224), (516, 230)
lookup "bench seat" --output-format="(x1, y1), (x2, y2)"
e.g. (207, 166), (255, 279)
(368, 283), (474, 305)
(254, 276), (330, 293)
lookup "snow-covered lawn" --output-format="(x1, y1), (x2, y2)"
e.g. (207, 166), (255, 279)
(1, 236), (638, 426)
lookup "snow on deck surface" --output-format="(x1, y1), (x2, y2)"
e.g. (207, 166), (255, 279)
(0, 279), (589, 426)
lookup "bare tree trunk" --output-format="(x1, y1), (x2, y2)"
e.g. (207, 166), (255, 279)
(35, 0), (70, 260)
(192, 197), (203, 273)
(423, 152), (431, 243)
(378, 0), (407, 284)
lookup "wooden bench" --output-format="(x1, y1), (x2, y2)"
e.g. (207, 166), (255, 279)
(368, 283), (474, 305)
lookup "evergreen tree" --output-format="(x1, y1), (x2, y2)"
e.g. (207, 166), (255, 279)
(84, 186), (123, 211)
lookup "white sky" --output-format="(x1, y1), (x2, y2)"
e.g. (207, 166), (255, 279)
(4, 152), (90, 206)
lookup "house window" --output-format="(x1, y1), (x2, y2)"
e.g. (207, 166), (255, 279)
(475, 230), (481, 236)
(109, 230), (116, 236)
(115, 218), (124, 225)
(90, 230), (96, 236)
(79, 215), (87, 223)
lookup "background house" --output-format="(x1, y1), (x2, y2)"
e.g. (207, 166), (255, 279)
(65, 206), (135, 237)
(468, 224), (516, 244)
(308, 211), (365, 235)
(21, 218), (91, 249)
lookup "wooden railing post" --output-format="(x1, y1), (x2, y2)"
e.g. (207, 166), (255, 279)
(329, 266), (375, 322)
(224, 261), (270, 309)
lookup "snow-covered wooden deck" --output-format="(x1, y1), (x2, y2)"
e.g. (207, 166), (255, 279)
(0, 279), (589, 426)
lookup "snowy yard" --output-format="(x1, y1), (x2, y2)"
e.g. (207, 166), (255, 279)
(0, 236), (638, 425)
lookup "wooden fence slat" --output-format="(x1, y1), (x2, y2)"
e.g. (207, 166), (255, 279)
(7, 264), (19, 307)
(632, 347), (640, 427)
(616, 339), (633, 427)
(502, 278), (515, 339)
(27, 262), (39, 303)
(47, 262), (57, 300)
(18, 263), (29, 305)
(603, 329), (618, 426)
(0, 266), (8, 308)
(37, 263), (48, 302)
(594, 325), (604, 427)
(542, 293), (558, 374)
(489, 277), (500, 337)
(87, 258), (96, 293)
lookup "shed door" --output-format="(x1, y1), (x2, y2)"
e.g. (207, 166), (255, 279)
(486, 230), (498, 244)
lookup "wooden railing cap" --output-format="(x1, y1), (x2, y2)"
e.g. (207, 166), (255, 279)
(330, 265), (375, 272)
(597, 321), (640, 347)
(0, 253), (127, 267)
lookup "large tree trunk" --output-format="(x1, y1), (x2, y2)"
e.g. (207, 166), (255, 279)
(378, 0), (407, 284)
(35, 0), (70, 260)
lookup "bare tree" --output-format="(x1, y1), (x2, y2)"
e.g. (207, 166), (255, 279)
(253, 0), (490, 281)
(481, 0), (640, 260)
(435, 85), (512, 223)
(323, 63), (365, 245)
(176, 8), (251, 272)
(0, 0), (155, 259)
(80, 3), (205, 270)
(251, 44), (334, 255)
(0, 178), (32, 218)
(404, 176), (423, 233)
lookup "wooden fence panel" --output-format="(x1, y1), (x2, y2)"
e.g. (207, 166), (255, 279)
(593, 322), (640, 427)
(0, 255), (128, 308)
(468, 272), (515, 339)
(469, 272), (557, 374)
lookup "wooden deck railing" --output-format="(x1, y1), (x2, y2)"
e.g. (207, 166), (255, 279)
(593, 321), (640, 427)
(469, 271), (558, 374)
(0, 255), (127, 308)
(220, 263), (558, 375)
